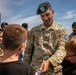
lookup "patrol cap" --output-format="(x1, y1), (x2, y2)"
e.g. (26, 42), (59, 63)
(37, 2), (52, 14)
(72, 22), (76, 28)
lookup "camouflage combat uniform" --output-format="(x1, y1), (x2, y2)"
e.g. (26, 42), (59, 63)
(0, 44), (3, 58)
(24, 21), (67, 75)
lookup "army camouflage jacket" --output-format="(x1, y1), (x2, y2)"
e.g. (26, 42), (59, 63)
(0, 42), (3, 57)
(24, 21), (67, 73)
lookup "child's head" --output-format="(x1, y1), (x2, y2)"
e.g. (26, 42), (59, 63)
(3, 24), (27, 52)
(65, 36), (76, 63)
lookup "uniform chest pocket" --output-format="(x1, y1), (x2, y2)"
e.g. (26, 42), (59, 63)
(43, 32), (50, 41)
(34, 31), (43, 45)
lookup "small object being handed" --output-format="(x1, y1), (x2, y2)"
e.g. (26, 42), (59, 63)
(35, 70), (42, 75)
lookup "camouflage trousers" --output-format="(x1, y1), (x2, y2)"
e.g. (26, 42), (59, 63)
(30, 60), (63, 75)
(32, 64), (62, 75)
(40, 69), (62, 75)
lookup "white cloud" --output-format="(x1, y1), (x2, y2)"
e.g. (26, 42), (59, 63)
(8, 14), (23, 23)
(8, 14), (41, 23)
(63, 11), (76, 19)
(12, 0), (27, 6)
(0, 0), (41, 29)
(58, 10), (76, 19)
(0, 0), (13, 19)
(8, 14), (42, 30)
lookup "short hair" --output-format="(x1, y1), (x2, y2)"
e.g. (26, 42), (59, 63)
(1, 22), (8, 29)
(22, 23), (28, 28)
(3, 24), (27, 50)
(65, 36), (76, 54)
(72, 22), (76, 28)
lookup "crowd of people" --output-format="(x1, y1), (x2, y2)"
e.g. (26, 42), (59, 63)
(0, 1), (76, 75)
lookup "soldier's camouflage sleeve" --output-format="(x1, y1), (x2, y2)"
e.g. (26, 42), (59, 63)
(0, 47), (4, 57)
(48, 28), (67, 67)
(24, 27), (35, 64)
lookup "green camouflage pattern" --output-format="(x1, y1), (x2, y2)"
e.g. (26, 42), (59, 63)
(0, 42), (3, 56)
(24, 21), (67, 75)
(0, 48), (3, 58)
(0, 47), (3, 55)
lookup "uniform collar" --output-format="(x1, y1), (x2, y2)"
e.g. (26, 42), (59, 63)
(41, 21), (57, 31)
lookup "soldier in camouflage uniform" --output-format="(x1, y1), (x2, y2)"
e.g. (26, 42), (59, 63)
(69, 22), (76, 38)
(24, 1), (67, 75)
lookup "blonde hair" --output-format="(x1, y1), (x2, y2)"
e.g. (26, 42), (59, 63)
(65, 36), (76, 54)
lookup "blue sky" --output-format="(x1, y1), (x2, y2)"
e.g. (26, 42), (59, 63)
(0, 0), (76, 34)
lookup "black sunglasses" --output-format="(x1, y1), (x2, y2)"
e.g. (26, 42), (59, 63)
(67, 54), (76, 57)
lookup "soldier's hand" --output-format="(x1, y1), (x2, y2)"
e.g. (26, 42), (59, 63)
(39, 60), (50, 72)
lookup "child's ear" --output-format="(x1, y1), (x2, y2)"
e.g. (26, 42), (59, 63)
(18, 42), (26, 52)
